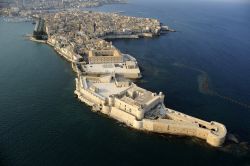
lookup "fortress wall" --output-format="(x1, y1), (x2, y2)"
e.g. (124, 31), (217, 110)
(81, 77), (88, 89)
(61, 47), (74, 60)
(143, 96), (163, 113)
(142, 119), (209, 139)
(74, 76), (226, 146)
(75, 78), (80, 91)
(167, 109), (216, 130)
(206, 122), (227, 147)
(194, 128), (209, 139)
(149, 119), (200, 137)
(168, 113), (226, 142)
(77, 93), (95, 106)
(79, 88), (104, 105)
(74, 90), (94, 106)
(207, 132), (225, 147)
(122, 72), (141, 79)
(133, 120), (143, 129)
(77, 77), (106, 104)
(101, 105), (111, 115)
(75, 79), (226, 146)
(114, 98), (141, 119)
(141, 118), (225, 147)
(110, 107), (136, 127)
(142, 119), (154, 131)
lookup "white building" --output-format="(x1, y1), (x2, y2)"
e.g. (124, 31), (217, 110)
(74, 74), (227, 147)
(82, 50), (141, 79)
(88, 49), (123, 64)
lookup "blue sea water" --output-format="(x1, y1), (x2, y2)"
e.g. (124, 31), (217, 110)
(0, 0), (250, 165)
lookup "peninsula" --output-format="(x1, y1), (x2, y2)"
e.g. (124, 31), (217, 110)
(32, 10), (227, 147)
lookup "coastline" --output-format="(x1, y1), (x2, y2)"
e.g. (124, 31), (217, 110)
(28, 36), (74, 62)
(29, 11), (227, 147)
(30, 33), (227, 147)
(2, 1), (250, 165)
(73, 74), (227, 147)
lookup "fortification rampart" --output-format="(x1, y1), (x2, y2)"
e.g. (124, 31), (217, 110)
(74, 77), (227, 147)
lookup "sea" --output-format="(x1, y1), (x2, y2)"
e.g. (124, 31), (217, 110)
(0, 0), (250, 165)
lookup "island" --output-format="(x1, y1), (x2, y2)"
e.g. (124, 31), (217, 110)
(31, 10), (227, 147)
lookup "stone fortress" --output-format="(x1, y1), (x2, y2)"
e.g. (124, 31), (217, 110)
(33, 10), (227, 147)
(74, 73), (226, 147)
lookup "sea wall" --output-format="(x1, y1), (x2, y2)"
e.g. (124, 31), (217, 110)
(74, 83), (226, 147)
(75, 78), (105, 106)
(142, 116), (226, 147)
(109, 107), (136, 126)
(114, 97), (142, 119)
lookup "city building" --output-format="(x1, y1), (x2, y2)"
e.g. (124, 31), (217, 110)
(88, 49), (123, 64)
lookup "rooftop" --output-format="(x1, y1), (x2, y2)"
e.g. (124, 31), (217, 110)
(120, 86), (158, 107)
(83, 75), (131, 98)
